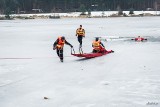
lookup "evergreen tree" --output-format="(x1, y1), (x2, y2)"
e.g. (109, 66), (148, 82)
(0, 0), (158, 14)
(79, 4), (86, 15)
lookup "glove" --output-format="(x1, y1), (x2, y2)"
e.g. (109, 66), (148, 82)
(70, 45), (73, 48)
(53, 47), (56, 50)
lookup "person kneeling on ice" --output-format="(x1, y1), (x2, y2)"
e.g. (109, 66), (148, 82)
(92, 37), (106, 53)
(53, 36), (73, 62)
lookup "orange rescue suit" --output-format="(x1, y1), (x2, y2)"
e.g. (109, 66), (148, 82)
(92, 40), (102, 50)
(56, 37), (65, 49)
(76, 28), (85, 36)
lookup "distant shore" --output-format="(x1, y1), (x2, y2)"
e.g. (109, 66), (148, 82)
(0, 11), (160, 20)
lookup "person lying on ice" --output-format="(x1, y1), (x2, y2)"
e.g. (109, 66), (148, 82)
(135, 36), (145, 41)
(131, 36), (147, 42)
(53, 36), (73, 62)
(92, 37), (106, 53)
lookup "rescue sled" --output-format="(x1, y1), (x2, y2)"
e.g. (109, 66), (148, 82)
(71, 48), (114, 58)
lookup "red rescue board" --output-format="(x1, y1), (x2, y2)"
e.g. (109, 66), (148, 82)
(71, 50), (114, 58)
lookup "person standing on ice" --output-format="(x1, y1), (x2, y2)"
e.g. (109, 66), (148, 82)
(76, 25), (85, 48)
(92, 37), (106, 53)
(53, 36), (73, 62)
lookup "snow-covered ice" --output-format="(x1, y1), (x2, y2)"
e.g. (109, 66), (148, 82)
(0, 17), (160, 107)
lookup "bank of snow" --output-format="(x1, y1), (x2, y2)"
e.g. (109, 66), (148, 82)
(0, 11), (160, 19)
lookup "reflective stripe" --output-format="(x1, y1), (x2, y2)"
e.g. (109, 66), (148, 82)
(77, 28), (85, 36)
(136, 37), (143, 41)
(92, 40), (101, 50)
(137, 38), (142, 41)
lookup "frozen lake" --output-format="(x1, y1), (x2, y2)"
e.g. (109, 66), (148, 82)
(0, 17), (160, 107)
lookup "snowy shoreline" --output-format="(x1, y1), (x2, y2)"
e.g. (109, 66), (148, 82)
(0, 11), (160, 20)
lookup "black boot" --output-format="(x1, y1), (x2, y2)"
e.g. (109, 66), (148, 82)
(60, 58), (63, 62)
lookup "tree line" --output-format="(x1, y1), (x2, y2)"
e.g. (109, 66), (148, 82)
(0, 0), (159, 14)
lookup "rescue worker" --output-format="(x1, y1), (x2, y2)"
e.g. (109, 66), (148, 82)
(92, 37), (106, 53)
(76, 25), (85, 48)
(135, 36), (144, 41)
(53, 36), (73, 62)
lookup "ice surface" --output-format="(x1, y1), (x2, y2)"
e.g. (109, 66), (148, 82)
(0, 17), (160, 107)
